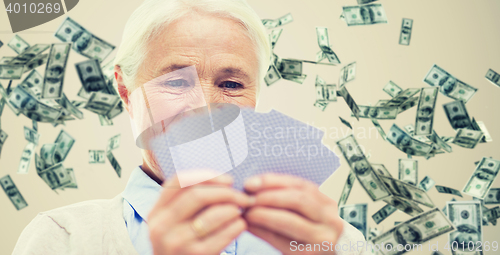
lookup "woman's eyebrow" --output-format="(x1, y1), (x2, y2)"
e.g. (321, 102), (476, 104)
(158, 64), (192, 75)
(220, 67), (250, 80)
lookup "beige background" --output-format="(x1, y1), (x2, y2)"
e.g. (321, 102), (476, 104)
(1, 0), (500, 254)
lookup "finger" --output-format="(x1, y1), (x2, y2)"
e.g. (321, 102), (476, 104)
(167, 187), (251, 223)
(244, 173), (317, 193)
(247, 225), (292, 254)
(244, 206), (334, 243)
(188, 218), (247, 255)
(191, 204), (243, 239)
(253, 188), (324, 222)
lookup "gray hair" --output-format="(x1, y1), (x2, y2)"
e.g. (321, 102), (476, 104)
(113, 0), (271, 94)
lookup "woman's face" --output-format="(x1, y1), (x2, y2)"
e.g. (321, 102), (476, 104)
(133, 11), (260, 179)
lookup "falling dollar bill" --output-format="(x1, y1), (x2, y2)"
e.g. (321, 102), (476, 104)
(54, 17), (115, 62)
(485, 69), (500, 88)
(372, 164), (392, 177)
(370, 119), (387, 141)
(483, 206), (500, 224)
(436, 185), (463, 197)
(89, 150), (105, 164)
(18, 142), (36, 174)
(372, 204), (396, 224)
(0, 129), (8, 158)
(442, 198), (457, 216)
(23, 126), (40, 145)
(84, 91), (121, 115)
(313, 100), (328, 111)
(418, 176), (435, 192)
(339, 203), (368, 238)
(414, 87), (438, 136)
(106, 151), (122, 177)
(338, 116), (352, 130)
(398, 96), (419, 114)
(107, 134), (121, 151)
(337, 86), (360, 120)
(0, 175), (28, 210)
(339, 62), (356, 87)
(54, 130), (75, 162)
(342, 4), (388, 26)
(261, 13), (293, 29)
(443, 100), (473, 130)
(427, 130), (452, 153)
(399, 18), (413, 46)
(452, 129), (483, 149)
(383, 81), (402, 98)
(484, 188), (500, 204)
(356, 105), (398, 119)
(41, 43), (71, 99)
(8, 44), (50, 66)
(338, 171), (356, 207)
(75, 59), (108, 92)
(384, 88), (421, 108)
(379, 175), (434, 208)
(446, 201), (483, 255)
(357, 0), (378, 4)
(398, 159), (418, 186)
(371, 208), (455, 255)
(336, 135), (391, 201)
(473, 120), (492, 143)
(269, 28), (283, 50)
(8, 34), (30, 54)
(315, 27), (341, 64)
(387, 124), (433, 157)
(98, 114), (114, 126)
(0, 64), (24, 79)
(56, 93), (84, 120)
(264, 64), (281, 86)
(24, 53), (49, 73)
(463, 157), (500, 199)
(38, 163), (72, 190)
(20, 70), (44, 98)
(367, 227), (382, 242)
(41, 143), (58, 166)
(424, 64), (477, 103)
(0, 57), (14, 65)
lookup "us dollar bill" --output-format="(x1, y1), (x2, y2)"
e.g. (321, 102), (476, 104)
(398, 96), (419, 114)
(100, 58), (115, 81)
(452, 129), (483, 149)
(89, 150), (105, 164)
(41, 43), (71, 99)
(367, 227), (382, 242)
(372, 163), (392, 177)
(0, 64), (24, 79)
(485, 69), (500, 88)
(313, 100), (328, 111)
(24, 53), (49, 73)
(473, 120), (492, 143)
(55, 17), (115, 62)
(7, 85), (38, 114)
(315, 76), (337, 102)
(484, 188), (500, 204)
(383, 81), (402, 97)
(424, 65), (477, 103)
(261, 13), (293, 29)
(387, 124), (433, 156)
(357, 0), (378, 4)
(18, 142), (36, 174)
(446, 201), (483, 255)
(337, 86), (360, 120)
(24, 126), (40, 145)
(371, 119), (387, 141)
(398, 159), (418, 186)
(20, 70), (44, 98)
(339, 203), (368, 238)
(483, 206), (500, 224)
(380, 175), (434, 208)
(418, 176), (435, 192)
(0, 57), (14, 65)
(107, 134), (121, 151)
(56, 93), (84, 120)
(415, 87), (438, 136)
(342, 4), (388, 26)
(443, 100), (473, 130)
(106, 151), (122, 177)
(384, 88), (421, 108)
(98, 114), (114, 126)
(463, 157), (500, 199)
(54, 130), (75, 162)
(281, 73), (307, 84)
(372, 204), (396, 224)
(269, 28), (283, 50)
(264, 64), (281, 86)
(0, 175), (28, 210)
(427, 130), (452, 153)
(336, 135), (391, 201)
(75, 59), (108, 92)
(84, 91), (120, 115)
(338, 171), (356, 207)
(0, 129), (8, 158)
(8, 35), (30, 54)
(63, 168), (78, 189)
(371, 208), (455, 255)
(38, 163), (72, 190)
(339, 116), (352, 129)
(436, 185), (463, 197)
(339, 62), (356, 87)
(8, 44), (50, 66)
(399, 18), (413, 46)
(442, 198), (458, 216)
(357, 105), (398, 119)
(41, 143), (58, 166)
(315, 27), (341, 64)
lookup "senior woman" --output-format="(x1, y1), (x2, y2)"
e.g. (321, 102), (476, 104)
(13, 0), (367, 254)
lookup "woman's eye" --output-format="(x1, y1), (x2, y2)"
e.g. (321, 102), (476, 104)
(220, 81), (243, 89)
(165, 79), (189, 87)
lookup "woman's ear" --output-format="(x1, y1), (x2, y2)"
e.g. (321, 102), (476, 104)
(114, 65), (132, 117)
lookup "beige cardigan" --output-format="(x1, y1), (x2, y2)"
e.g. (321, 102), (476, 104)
(12, 194), (368, 255)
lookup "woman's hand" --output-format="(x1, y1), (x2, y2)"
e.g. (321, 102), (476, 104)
(243, 173), (344, 255)
(148, 172), (252, 255)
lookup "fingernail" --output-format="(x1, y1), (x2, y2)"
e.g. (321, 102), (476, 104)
(245, 176), (262, 189)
